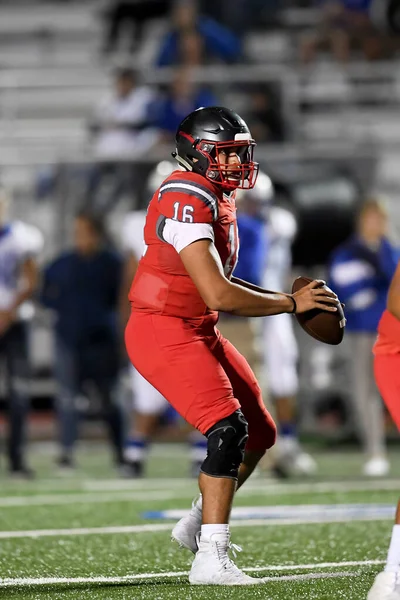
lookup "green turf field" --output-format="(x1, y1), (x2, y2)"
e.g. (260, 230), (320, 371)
(0, 443), (399, 599)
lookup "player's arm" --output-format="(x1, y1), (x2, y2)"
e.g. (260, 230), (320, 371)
(387, 261), (400, 321)
(0, 256), (39, 334)
(230, 276), (289, 298)
(11, 257), (39, 311)
(180, 239), (338, 316)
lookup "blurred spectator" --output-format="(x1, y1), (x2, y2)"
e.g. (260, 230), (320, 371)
(243, 86), (286, 143)
(156, 1), (242, 67)
(0, 188), (43, 478)
(300, 0), (388, 63)
(101, 0), (171, 55)
(328, 198), (399, 476)
(41, 212), (125, 472)
(153, 68), (217, 142)
(86, 67), (158, 214)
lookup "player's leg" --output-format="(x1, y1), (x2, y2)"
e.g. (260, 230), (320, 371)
(124, 367), (168, 476)
(4, 323), (33, 477)
(192, 408), (260, 585)
(216, 317), (266, 487)
(368, 353), (400, 599)
(172, 327), (277, 504)
(53, 336), (80, 470)
(126, 313), (262, 585)
(95, 375), (125, 471)
(172, 332), (277, 554)
(350, 332), (388, 476)
(215, 333), (277, 488)
(262, 313), (316, 477)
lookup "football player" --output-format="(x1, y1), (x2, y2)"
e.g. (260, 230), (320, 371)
(0, 187), (43, 477)
(120, 161), (207, 477)
(368, 260), (400, 599)
(125, 106), (338, 585)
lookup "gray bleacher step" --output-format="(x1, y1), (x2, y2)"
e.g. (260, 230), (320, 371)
(0, 2), (99, 35)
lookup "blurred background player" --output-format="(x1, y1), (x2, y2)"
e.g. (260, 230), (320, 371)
(0, 187), (43, 478)
(41, 212), (125, 472)
(234, 172), (317, 477)
(328, 198), (399, 476)
(368, 260), (400, 599)
(120, 160), (207, 477)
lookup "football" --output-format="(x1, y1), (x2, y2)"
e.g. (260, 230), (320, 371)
(291, 276), (346, 346)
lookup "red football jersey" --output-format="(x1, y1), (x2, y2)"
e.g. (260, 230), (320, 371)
(128, 169), (239, 319)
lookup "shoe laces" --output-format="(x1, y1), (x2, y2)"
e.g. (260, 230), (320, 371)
(229, 542), (242, 559)
(196, 532), (242, 557)
(214, 537), (244, 576)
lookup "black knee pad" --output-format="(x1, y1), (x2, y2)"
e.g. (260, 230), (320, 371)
(200, 410), (248, 480)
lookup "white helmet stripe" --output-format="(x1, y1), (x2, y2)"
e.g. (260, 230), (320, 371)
(234, 133), (251, 141)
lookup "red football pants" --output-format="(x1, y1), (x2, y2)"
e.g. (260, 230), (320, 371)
(125, 313), (276, 452)
(374, 353), (400, 431)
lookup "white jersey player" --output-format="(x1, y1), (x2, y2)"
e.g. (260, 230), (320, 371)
(264, 205), (317, 476)
(263, 206), (300, 404)
(120, 161), (207, 477)
(0, 189), (43, 477)
(239, 173), (317, 477)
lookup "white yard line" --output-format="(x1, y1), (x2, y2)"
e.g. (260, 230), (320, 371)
(0, 515), (392, 539)
(1, 479), (399, 508)
(0, 523), (173, 539)
(83, 478), (400, 495)
(248, 560), (384, 572)
(0, 490), (181, 508)
(0, 560), (384, 587)
(0, 573), (358, 587)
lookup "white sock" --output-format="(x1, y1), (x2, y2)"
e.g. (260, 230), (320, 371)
(201, 524), (229, 540)
(385, 525), (400, 572)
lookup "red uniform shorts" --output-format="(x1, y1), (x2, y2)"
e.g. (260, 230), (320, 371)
(125, 312), (276, 452)
(374, 353), (400, 431)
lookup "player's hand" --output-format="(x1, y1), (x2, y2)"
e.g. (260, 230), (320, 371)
(291, 279), (339, 314)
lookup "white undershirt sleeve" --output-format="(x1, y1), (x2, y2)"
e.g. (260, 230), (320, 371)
(121, 211), (147, 258)
(162, 219), (214, 254)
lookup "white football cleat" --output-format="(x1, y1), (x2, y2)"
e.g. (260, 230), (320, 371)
(273, 437), (317, 478)
(363, 456), (390, 477)
(171, 496), (202, 554)
(292, 450), (318, 476)
(189, 531), (264, 585)
(367, 571), (400, 599)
